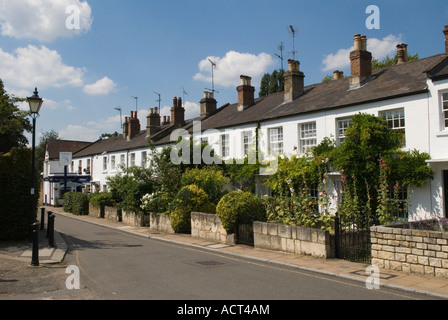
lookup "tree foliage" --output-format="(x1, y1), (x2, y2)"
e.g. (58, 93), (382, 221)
(259, 69), (284, 97)
(0, 79), (31, 154)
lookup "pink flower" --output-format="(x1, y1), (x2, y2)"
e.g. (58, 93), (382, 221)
(342, 176), (347, 181)
(381, 162), (387, 167)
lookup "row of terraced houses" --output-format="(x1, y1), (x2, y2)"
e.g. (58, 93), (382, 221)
(43, 26), (448, 221)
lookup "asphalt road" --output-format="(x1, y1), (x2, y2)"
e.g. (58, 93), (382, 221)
(51, 214), (437, 302)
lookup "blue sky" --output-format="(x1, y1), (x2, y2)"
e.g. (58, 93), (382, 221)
(1, 0), (448, 142)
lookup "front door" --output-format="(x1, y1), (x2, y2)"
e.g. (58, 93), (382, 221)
(444, 171), (448, 218)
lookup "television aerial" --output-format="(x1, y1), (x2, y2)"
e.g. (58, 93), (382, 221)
(288, 25), (298, 60)
(182, 87), (188, 107)
(275, 42), (285, 70)
(132, 96), (138, 112)
(206, 59), (219, 94)
(114, 107), (123, 128)
(154, 92), (161, 110)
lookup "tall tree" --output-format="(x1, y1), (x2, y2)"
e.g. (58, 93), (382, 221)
(259, 69), (284, 97)
(35, 130), (60, 175)
(0, 79), (32, 154)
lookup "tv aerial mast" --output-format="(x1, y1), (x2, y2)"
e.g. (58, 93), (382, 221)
(275, 42), (285, 70)
(154, 92), (161, 110)
(288, 25), (298, 60)
(182, 87), (188, 107)
(132, 96), (138, 112)
(114, 107), (123, 128)
(206, 59), (219, 94)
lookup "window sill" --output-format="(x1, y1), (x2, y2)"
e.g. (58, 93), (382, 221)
(436, 130), (448, 137)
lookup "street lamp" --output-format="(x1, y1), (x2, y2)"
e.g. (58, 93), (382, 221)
(27, 88), (43, 246)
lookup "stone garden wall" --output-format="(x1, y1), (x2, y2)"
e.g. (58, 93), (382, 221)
(371, 224), (448, 278)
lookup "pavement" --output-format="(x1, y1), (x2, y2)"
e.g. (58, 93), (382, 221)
(2, 205), (448, 300)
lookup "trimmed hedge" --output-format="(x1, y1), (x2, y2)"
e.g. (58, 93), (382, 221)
(169, 185), (215, 233)
(0, 148), (38, 240)
(64, 192), (89, 216)
(216, 191), (266, 233)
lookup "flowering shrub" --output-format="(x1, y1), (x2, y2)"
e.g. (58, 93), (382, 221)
(140, 191), (170, 214)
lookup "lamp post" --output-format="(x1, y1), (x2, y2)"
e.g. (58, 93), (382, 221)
(27, 88), (43, 243)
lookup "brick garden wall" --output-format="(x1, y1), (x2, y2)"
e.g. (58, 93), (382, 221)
(371, 225), (448, 278)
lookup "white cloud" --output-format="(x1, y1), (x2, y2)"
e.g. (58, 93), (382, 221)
(0, 45), (85, 89)
(0, 0), (93, 42)
(321, 34), (403, 72)
(158, 101), (200, 121)
(194, 51), (275, 88)
(83, 77), (118, 96)
(87, 114), (122, 132)
(0, 45), (117, 97)
(60, 125), (100, 142)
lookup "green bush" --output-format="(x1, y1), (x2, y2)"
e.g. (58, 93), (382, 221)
(63, 192), (74, 212)
(0, 148), (37, 240)
(216, 191), (266, 233)
(64, 192), (89, 216)
(180, 166), (229, 204)
(169, 185), (215, 233)
(89, 192), (115, 207)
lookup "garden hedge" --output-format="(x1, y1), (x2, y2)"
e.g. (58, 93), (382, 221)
(0, 148), (38, 240)
(216, 191), (266, 233)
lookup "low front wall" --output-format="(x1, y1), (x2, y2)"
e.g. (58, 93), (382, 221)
(371, 225), (448, 278)
(149, 213), (175, 233)
(191, 212), (235, 245)
(122, 211), (149, 227)
(253, 222), (335, 259)
(88, 203), (147, 227)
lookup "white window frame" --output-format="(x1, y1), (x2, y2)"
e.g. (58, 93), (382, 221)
(141, 151), (147, 168)
(299, 122), (317, 155)
(269, 127), (284, 156)
(111, 155), (116, 171)
(380, 108), (406, 146)
(130, 153), (136, 167)
(221, 134), (230, 158)
(381, 108), (405, 130)
(337, 118), (352, 145)
(103, 156), (108, 172)
(242, 131), (253, 156)
(442, 92), (448, 130)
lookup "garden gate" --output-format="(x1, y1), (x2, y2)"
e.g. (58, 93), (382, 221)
(334, 212), (372, 264)
(235, 224), (254, 246)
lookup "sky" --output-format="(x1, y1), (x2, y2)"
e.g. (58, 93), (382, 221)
(1, 0), (448, 143)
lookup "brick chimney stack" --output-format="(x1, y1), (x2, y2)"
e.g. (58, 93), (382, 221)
(200, 91), (217, 118)
(126, 111), (141, 140)
(333, 70), (344, 80)
(349, 34), (372, 88)
(171, 97), (185, 126)
(397, 44), (405, 64)
(146, 107), (161, 137)
(123, 116), (129, 138)
(237, 75), (255, 111)
(443, 25), (448, 53)
(284, 60), (305, 102)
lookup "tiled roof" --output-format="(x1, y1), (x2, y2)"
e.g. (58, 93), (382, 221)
(73, 53), (448, 157)
(46, 139), (91, 160)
